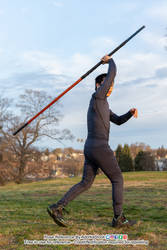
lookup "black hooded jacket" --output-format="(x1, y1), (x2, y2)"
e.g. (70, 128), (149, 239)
(84, 58), (132, 148)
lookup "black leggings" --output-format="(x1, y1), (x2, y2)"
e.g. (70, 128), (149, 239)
(57, 145), (123, 216)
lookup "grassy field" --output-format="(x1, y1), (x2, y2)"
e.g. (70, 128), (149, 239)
(0, 171), (167, 250)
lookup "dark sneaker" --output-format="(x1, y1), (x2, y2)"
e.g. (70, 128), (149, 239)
(47, 204), (68, 227)
(111, 213), (136, 228)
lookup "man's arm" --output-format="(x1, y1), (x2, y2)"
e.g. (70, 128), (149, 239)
(95, 58), (116, 99)
(110, 109), (137, 125)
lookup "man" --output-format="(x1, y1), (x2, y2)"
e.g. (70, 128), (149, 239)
(47, 55), (138, 228)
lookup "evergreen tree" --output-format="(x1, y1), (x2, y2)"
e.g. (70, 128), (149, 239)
(121, 144), (134, 172)
(135, 151), (155, 171)
(115, 144), (134, 172)
(115, 144), (123, 163)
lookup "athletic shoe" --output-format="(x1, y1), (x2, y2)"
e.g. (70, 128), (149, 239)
(111, 212), (136, 228)
(47, 204), (68, 227)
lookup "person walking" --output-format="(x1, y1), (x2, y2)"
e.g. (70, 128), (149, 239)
(47, 55), (138, 228)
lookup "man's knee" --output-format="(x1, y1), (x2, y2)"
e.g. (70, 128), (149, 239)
(80, 177), (94, 190)
(118, 172), (123, 183)
(111, 169), (123, 184)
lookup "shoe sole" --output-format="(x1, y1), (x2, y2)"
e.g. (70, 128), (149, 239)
(112, 221), (137, 228)
(112, 219), (137, 228)
(47, 207), (67, 227)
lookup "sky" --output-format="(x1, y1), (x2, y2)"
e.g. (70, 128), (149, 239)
(0, 0), (167, 150)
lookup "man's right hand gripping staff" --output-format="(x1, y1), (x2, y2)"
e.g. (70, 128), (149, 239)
(95, 55), (116, 99)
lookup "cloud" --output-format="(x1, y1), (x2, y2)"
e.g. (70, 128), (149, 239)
(142, 31), (167, 50)
(115, 50), (167, 84)
(0, 70), (73, 101)
(116, 65), (167, 89)
(0, 9), (4, 15)
(1, 29), (167, 149)
(52, 1), (64, 8)
(155, 66), (167, 78)
(148, 3), (167, 21)
(22, 51), (64, 74)
(90, 37), (116, 56)
(20, 7), (29, 15)
(1, 45), (167, 116)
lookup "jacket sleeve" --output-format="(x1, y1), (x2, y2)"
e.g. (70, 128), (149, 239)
(110, 110), (133, 125)
(94, 58), (116, 99)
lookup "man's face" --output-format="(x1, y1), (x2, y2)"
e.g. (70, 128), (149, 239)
(96, 77), (114, 97)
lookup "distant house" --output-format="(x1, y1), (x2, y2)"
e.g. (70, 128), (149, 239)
(41, 152), (63, 162)
(155, 158), (167, 171)
(41, 154), (49, 162)
(41, 151), (83, 162)
(56, 153), (63, 161)
(27, 149), (84, 180)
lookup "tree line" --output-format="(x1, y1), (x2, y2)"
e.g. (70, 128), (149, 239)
(0, 90), (167, 186)
(115, 144), (159, 172)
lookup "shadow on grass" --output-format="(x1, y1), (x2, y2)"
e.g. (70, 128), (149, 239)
(72, 217), (106, 225)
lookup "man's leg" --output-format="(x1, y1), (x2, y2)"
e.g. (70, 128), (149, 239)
(47, 156), (98, 226)
(56, 158), (98, 207)
(87, 146), (123, 217)
(91, 146), (137, 227)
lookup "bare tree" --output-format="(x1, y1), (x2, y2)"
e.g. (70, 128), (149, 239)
(157, 145), (167, 158)
(0, 90), (74, 184)
(129, 142), (151, 159)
